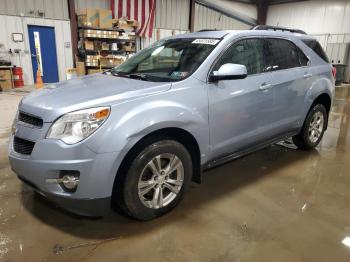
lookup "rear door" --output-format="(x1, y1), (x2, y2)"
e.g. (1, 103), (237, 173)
(208, 38), (275, 158)
(264, 38), (311, 134)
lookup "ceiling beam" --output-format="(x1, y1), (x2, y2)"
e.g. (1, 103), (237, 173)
(67, 0), (77, 66)
(257, 0), (267, 25)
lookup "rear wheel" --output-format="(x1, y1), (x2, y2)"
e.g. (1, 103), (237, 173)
(114, 139), (192, 220)
(293, 104), (327, 150)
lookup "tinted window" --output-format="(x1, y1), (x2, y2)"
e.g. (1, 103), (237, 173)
(265, 38), (300, 71)
(302, 39), (329, 63)
(297, 47), (309, 66)
(213, 38), (265, 75)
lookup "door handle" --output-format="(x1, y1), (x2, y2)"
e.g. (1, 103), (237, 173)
(303, 73), (312, 79)
(259, 83), (272, 91)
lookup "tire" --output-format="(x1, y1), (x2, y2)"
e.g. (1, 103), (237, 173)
(113, 139), (192, 221)
(293, 104), (327, 150)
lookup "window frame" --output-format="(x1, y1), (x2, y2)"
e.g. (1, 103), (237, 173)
(264, 37), (310, 72)
(208, 37), (268, 81)
(207, 36), (311, 82)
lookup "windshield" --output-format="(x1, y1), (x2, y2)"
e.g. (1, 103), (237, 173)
(111, 38), (221, 82)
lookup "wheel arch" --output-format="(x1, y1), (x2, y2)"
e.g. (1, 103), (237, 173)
(312, 93), (331, 115)
(309, 93), (332, 129)
(111, 127), (202, 205)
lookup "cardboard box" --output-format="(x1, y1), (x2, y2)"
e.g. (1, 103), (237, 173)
(76, 62), (86, 76)
(99, 9), (112, 29)
(66, 68), (77, 80)
(100, 56), (125, 67)
(0, 69), (12, 79)
(88, 69), (102, 75)
(117, 19), (138, 30)
(101, 42), (109, 50)
(122, 43), (135, 52)
(84, 40), (94, 50)
(0, 79), (12, 91)
(77, 8), (99, 27)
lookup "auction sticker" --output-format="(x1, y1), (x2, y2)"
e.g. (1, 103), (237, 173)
(192, 39), (219, 45)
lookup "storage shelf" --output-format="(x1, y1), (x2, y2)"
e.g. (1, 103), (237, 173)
(78, 26), (125, 32)
(80, 49), (132, 55)
(82, 36), (136, 41)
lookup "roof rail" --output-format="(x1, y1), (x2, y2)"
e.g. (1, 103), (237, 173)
(252, 25), (307, 35)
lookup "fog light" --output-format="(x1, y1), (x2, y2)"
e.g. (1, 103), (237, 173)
(62, 175), (79, 190)
(45, 171), (80, 192)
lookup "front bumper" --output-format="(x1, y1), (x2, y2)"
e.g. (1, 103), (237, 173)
(8, 135), (120, 217)
(17, 174), (110, 216)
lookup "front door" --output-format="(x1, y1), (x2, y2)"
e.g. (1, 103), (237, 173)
(28, 25), (59, 83)
(208, 38), (275, 158)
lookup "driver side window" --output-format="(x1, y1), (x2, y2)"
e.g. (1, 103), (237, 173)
(213, 38), (266, 75)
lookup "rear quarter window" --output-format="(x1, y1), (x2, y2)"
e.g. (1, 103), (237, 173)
(301, 39), (329, 63)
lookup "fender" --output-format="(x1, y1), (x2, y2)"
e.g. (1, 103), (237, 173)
(84, 97), (209, 194)
(302, 71), (333, 121)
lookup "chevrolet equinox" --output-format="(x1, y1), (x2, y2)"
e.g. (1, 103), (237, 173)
(9, 26), (335, 220)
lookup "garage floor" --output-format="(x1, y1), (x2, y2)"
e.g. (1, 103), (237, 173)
(1, 86), (350, 261)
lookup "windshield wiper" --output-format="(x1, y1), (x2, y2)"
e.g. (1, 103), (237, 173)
(106, 71), (151, 81)
(106, 70), (130, 78)
(127, 73), (150, 81)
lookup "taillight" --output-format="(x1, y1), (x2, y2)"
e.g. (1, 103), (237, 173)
(332, 66), (337, 78)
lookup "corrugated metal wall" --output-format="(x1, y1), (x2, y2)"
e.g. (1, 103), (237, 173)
(194, 3), (251, 31)
(75, 0), (110, 10)
(0, 15), (73, 85)
(266, 0), (350, 34)
(139, 29), (188, 49)
(0, 0), (69, 20)
(155, 0), (190, 30)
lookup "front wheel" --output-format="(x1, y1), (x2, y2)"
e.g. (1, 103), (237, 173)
(114, 139), (192, 220)
(293, 104), (327, 150)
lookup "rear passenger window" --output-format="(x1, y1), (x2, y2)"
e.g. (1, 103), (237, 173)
(213, 38), (265, 75)
(265, 38), (301, 71)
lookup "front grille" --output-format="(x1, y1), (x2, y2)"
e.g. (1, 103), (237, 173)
(13, 137), (35, 155)
(18, 111), (43, 128)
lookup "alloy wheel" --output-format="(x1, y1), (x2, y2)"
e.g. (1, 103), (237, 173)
(138, 153), (184, 209)
(308, 111), (324, 143)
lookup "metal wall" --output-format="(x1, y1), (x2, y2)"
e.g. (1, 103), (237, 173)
(194, 3), (251, 31)
(75, 0), (110, 10)
(155, 0), (190, 30)
(266, 0), (350, 35)
(0, 15), (73, 85)
(0, 0), (69, 20)
(139, 29), (188, 49)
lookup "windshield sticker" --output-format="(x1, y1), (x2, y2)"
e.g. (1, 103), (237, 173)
(171, 71), (188, 78)
(192, 39), (219, 45)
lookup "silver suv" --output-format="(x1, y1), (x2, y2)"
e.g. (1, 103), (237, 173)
(8, 27), (335, 220)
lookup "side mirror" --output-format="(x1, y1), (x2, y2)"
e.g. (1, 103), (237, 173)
(209, 63), (247, 82)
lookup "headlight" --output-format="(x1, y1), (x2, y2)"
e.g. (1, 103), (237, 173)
(47, 107), (110, 144)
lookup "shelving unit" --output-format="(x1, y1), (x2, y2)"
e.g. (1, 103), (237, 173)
(77, 26), (137, 74)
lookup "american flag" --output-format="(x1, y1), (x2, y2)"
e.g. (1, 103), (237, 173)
(113, 0), (156, 38)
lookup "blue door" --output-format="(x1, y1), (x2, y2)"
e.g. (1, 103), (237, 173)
(28, 25), (59, 83)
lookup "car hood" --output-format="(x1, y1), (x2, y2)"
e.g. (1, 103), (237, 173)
(20, 74), (172, 122)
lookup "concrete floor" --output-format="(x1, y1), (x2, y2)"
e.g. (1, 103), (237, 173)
(1, 86), (350, 261)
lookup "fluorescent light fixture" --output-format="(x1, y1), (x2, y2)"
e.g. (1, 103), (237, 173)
(342, 237), (350, 247)
(151, 46), (164, 56)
